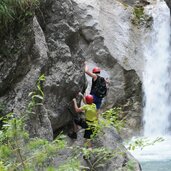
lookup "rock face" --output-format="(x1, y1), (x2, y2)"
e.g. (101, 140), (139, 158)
(0, 16), (53, 140)
(0, 0), (145, 169)
(54, 127), (142, 171)
(165, 0), (171, 10)
(72, 0), (144, 138)
(39, 0), (86, 132)
(0, 0), (85, 140)
(0, 0), (145, 138)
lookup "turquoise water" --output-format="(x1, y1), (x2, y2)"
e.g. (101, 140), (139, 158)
(128, 136), (171, 171)
(141, 160), (171, 171)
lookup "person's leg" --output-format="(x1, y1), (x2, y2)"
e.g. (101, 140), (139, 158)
(84, 128), (93, 149)
(75, 118), (87, 129)
(68, 117), (84, 139)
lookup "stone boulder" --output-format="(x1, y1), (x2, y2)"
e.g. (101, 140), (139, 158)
(53, 127), (142, 171)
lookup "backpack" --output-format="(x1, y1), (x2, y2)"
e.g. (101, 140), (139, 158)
(92, 76), (107, 98)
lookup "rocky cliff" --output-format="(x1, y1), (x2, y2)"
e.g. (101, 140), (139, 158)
(0, 0), (148, 170)
(72, 0), (145, 138)
(0, 0), (146, 140)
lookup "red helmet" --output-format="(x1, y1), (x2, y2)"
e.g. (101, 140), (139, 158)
(92, 67), (101, 73)
(85, 95), (93, 104)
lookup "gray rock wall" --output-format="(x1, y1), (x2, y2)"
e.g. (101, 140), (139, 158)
(0, 16), (53, 140)
(0, 0), (146, 139)
(54, 127), (141, 171)
(0, 0), (85, 140)
(72, 0), (144, 138)
(40, 0), (86, 132)
(0, 0), (144, 169)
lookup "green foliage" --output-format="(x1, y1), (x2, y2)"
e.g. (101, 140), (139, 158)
(0, 75), (128, 171)
(83, 108), (124, 144)
(0, 75), (84, 171)
(0, 0), (40, 34)
(0, 102), (68, 170)
(0, 161), (7, 171)
(27, 74), (45, 115)
(124, 160), (137, 171)
(133, 6), (144, 20)
(81, 147), (116, 171)
(57, 158), (81, 171)
(0, 113), (67, 170)
(127, 137), (164, 151)
(102, 107), (125, 132)
(87, 119), (109, 139)
(132, 6), (153, 26)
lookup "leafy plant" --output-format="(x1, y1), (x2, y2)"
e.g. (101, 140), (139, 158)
(133, 6), (144, 20)
(0, 75), (83, 170)
(124, 160), (137, 171)
(57, 158), (81, 171)
(127, 137), (164, 151)
(27, 74), (45, 115)
(80, 147), (117, 171)
(102, 107), (125, 132)
(87, 107), (124, 141)
(0, 0), (40, 34)
(0, 90), (68, 171)
(0, 112), (67, 170)
(131, 6), (153, 26)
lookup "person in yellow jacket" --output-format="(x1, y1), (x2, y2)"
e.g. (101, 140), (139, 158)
(73, 94), (98, 148)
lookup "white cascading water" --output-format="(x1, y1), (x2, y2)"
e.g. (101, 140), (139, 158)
(129, 1), (171, 170)
(143, 0), (171, 136)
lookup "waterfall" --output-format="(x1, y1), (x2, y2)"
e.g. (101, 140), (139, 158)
(128, 2), (171, 170)
(143, 0), (171, 136)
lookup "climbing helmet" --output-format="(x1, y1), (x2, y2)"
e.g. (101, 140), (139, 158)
(92, 67), (101, 73)
(85, 95), (94, 104)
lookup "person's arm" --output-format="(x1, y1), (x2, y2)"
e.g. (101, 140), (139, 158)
(78, 92), (86, 104)
(85, 64), (97, 80)
(73, 98), (83, 113)
(105, 77), (110, 84)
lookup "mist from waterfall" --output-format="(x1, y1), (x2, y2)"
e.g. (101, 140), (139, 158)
(143, 0), (171, 137)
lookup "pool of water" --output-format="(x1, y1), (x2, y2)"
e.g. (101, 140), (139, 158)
(141, 160), (171, 171)
(128, 136), (171, 171)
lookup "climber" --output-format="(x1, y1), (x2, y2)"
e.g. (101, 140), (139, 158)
(73, 93), (98, 148)
(85, 64), (108, 110)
